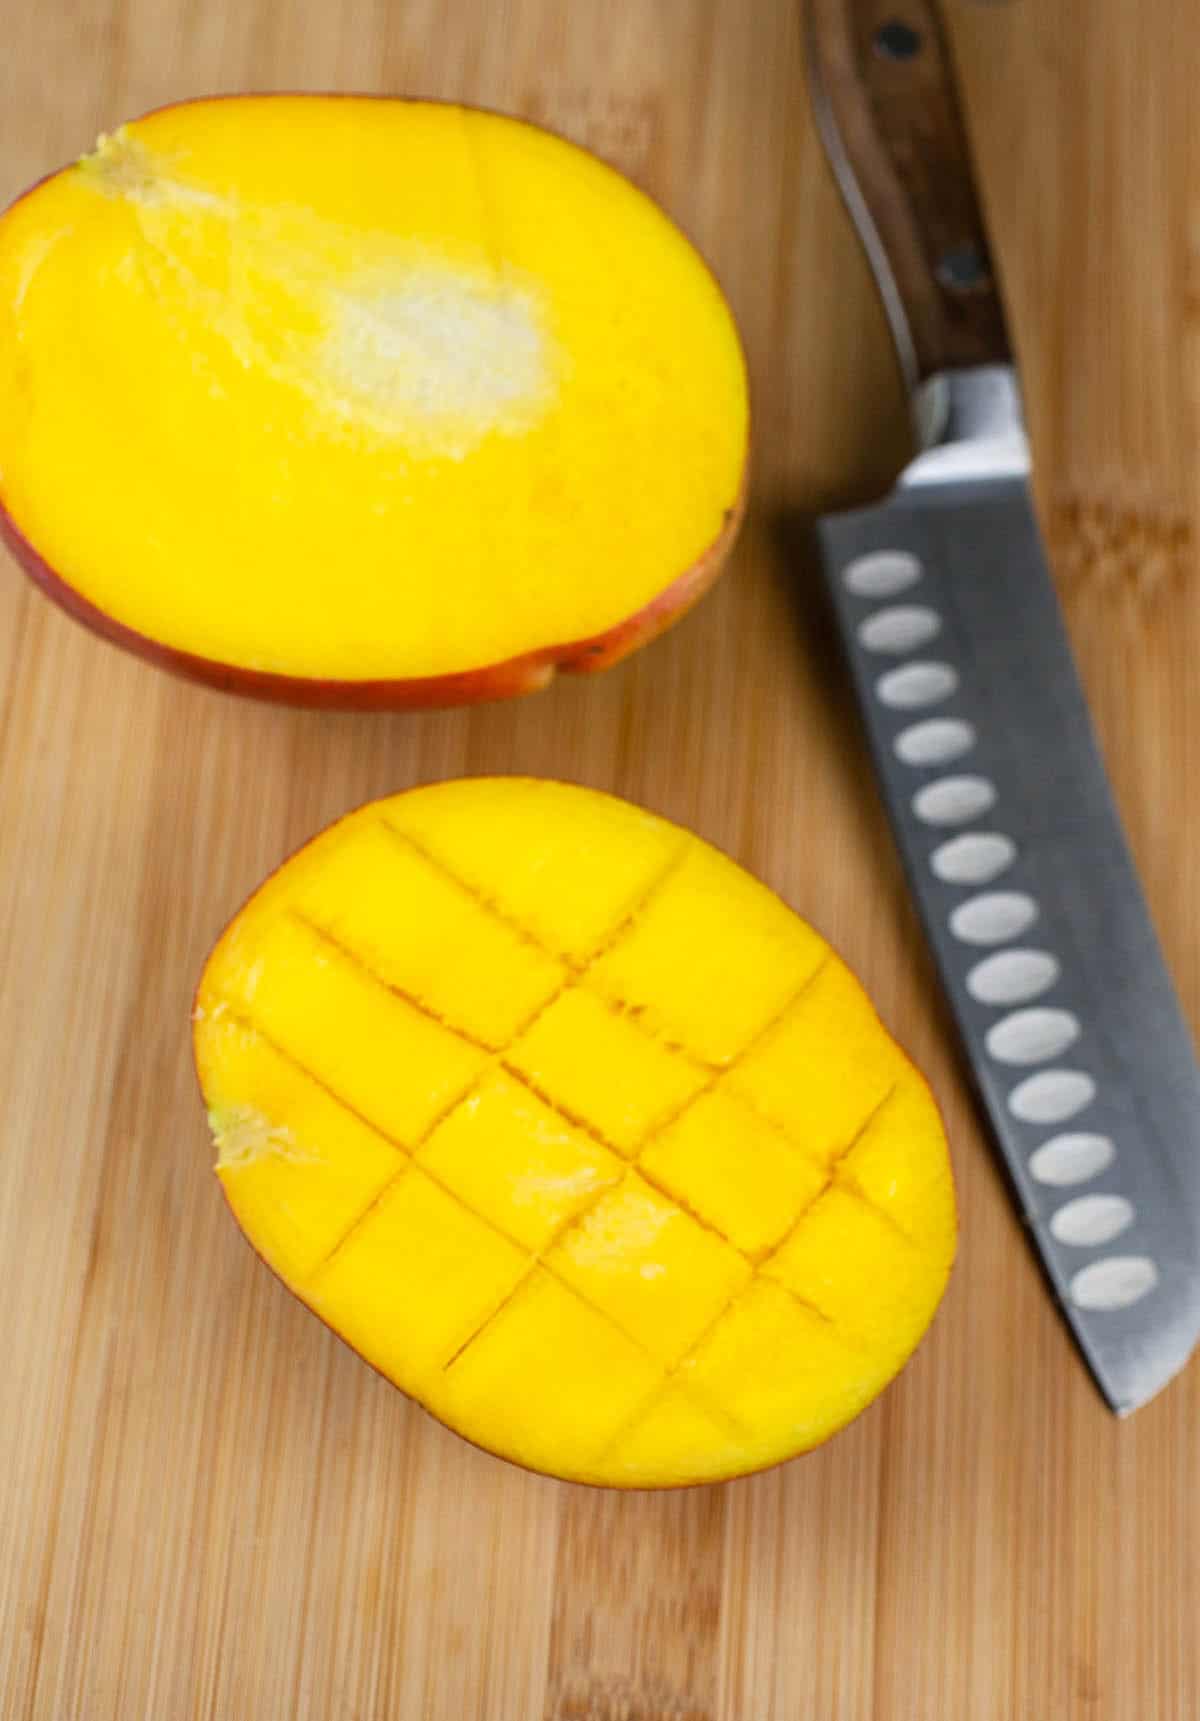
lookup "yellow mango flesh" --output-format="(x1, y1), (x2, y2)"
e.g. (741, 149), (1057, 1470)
(194, 780), (956, 1486)
(0, 97), (748, 683)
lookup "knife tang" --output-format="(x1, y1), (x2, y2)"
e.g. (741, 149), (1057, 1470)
(805, 0), (1010, 388)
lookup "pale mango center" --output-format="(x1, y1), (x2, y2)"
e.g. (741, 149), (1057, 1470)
(327, 272), (552, 454)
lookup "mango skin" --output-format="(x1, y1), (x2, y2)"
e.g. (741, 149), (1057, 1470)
(193, 780), (957, 1487)
(0, 488), (742, 708)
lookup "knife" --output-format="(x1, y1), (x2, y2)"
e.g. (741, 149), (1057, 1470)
(804, 0), (1200, 1412)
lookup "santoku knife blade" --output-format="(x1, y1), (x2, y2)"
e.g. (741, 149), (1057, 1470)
(804, 0), (1200, 1412)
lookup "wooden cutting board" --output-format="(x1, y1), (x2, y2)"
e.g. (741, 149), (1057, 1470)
(2, 2), (1198, 1716)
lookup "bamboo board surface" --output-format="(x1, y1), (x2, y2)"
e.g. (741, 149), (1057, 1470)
(2, 2), (1198, 1716)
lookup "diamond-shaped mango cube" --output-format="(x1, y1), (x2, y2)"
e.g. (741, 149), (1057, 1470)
(386, 778), (684, 963)
(727, 958), (907, 1165)
(200, 910), (487, 1145)
(309, 1169), (528, 1391)
(838, 1075), (957, 1261)
(761, 1183), (936, 1363)
(432, 1269), (663, 1472)
(544, 1172), (751, 1365)
(196, 1011), (402, 1281)
(639, 1088), (827, 1258)
(584, 841), (826, 1065)
(292, 817), (565, 1049)
(680, 1279), (884, 1467)
(417, 1070), (624, 1251)
(506, 987), (706, 1155)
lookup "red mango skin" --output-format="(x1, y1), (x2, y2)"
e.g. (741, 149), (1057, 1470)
(0, 485), (746, 709)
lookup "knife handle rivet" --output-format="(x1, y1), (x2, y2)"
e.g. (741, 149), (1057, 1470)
(935, 243), (992, 294)
(872, 19), (922, 62)
(913, 774), (996, 827)
(857, 604), (941, 654)
(1008, 1069), (1095, 1126)
(842, 549), (922, 598)
(1070, 1256), (1159, 1312)
(1029, 1132), (1116, 1188)
(876, 661), (958, 709)
(966, 947), (1058, 1004)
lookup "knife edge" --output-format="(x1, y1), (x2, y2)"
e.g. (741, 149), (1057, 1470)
(815, 474), (1200, 1412)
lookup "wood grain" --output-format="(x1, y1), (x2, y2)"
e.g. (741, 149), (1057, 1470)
(1, 1), (1198, 1717)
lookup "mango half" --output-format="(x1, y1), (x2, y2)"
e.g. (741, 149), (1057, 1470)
(193, 780), (956, 1486)
(0, 96), (747, 705)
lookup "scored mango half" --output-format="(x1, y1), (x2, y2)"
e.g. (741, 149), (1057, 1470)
(193, 780), (956, 1486)
(0, 96), (748, 704)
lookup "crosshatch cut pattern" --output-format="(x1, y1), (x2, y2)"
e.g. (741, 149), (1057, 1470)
(194, 780), (956, 1487)
(6, 4), (1199, 1711)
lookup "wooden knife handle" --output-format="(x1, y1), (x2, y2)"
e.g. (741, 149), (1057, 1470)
(806, 0), (1011, 383)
